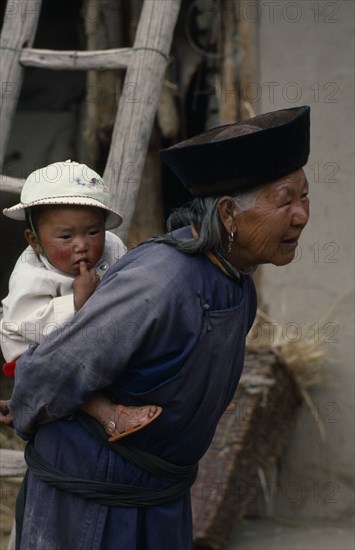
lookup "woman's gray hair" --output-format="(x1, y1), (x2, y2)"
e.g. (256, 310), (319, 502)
(149, 189), (259, 255)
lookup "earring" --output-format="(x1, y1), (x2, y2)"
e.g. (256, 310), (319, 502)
(227, 231), (234, 254)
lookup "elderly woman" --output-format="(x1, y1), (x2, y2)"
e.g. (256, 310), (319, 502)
(1, 106), (310, 549)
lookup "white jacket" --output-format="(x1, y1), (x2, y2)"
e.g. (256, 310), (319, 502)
(0, 231), (126, 361)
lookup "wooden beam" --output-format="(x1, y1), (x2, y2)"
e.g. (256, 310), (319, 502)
(19, 47), (132, 70)
(0, 0), (43, 168)
(104, 0), (182, 243)
(0, 174), (23, 194)
(0, 449), (26, 477)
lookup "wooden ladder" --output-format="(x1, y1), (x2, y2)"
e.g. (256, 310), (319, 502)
(0, 0), (181, 241)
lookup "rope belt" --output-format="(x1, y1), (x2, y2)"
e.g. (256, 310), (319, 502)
(23, 411), (198, 507)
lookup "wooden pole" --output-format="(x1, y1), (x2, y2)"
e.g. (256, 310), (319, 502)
(127, 125), (164, 247)
(235, 0), (263, 301)
(103, 0), (182, 242)
(219, 0), (239, 124)
(82, 0), (125, 168)
(19, 47), (132, 70)
(0, 449), (26, 477)
(236, 0), (259, 121)
(0, 0), (43, 168)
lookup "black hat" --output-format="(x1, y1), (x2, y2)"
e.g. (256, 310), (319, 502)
(160, 106), (310, 196)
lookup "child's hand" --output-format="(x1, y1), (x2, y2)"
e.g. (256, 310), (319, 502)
(73, 261), (100, 310)
(0, 400), (14, 428)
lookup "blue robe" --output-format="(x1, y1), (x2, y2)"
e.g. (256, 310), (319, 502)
(10, 227), (257, 549)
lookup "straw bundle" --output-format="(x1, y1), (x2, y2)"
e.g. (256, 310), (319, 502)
(250, 308), (326, 390)
(248, 309), (328, 440)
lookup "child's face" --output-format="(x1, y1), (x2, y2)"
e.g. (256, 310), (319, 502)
(26, 205), (106, 276)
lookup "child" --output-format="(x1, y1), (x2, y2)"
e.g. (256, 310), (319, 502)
(0, 160), (162, 440)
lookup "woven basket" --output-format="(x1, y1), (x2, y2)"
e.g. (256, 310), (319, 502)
(192, 346), (302, 550)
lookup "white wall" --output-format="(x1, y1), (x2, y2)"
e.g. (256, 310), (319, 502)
(256, 0), (354, 518)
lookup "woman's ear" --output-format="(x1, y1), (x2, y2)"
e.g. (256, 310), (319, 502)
(218, 196), (238, 233)
(24, 229), (41, 255)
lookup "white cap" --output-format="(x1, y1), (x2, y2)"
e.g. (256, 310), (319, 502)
(3, 160), (122, 230)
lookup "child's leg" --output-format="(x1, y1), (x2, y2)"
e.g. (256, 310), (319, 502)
(80, 394), (162, 442)
(2, 357), (19, 377)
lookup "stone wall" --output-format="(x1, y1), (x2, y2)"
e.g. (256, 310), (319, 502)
(256, 0), (354, 519)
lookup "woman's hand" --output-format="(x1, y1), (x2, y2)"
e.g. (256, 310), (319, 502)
(73, 261), (100, 310)
(0, 400), (14, 428)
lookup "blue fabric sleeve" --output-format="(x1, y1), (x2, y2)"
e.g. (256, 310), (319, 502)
(10, 246), (203, 436)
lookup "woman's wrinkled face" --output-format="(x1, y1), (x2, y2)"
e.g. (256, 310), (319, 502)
(228, 169), (310, 269)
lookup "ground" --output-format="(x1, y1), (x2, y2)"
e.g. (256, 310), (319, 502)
(226, 517), (354, 550)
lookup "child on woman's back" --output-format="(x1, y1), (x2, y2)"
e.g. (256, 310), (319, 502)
(0, 160), (161, 439)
